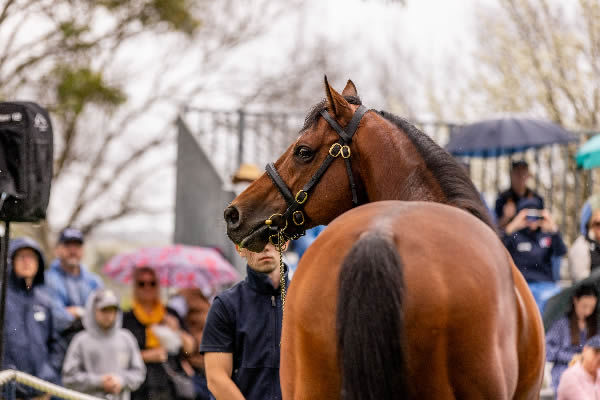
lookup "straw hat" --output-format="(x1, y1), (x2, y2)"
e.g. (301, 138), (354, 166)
(232, 163), (262, 183)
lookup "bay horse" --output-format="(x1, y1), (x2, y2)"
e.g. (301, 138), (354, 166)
(224, 78), (544, 399)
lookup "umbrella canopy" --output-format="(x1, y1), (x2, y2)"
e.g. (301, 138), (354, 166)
(576, 133), (600, 170)
(103, 245), (240, 295)
(446, 118), (578, 158)
(542, 268), (600, 332)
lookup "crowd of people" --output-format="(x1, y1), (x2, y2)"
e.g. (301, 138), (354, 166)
(3, 228), (213, 400)
(488, 159), (600, 396)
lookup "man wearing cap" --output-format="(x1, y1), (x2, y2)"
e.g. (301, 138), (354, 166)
(556, 335), (600, 399)
(495, 160), (545, 230)
(44, 228), (103, 337)
(62, 289), (146, 400)
(502, 197), (566, 310)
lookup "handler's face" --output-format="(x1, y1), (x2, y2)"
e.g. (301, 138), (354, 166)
(237, 242), (285, 274)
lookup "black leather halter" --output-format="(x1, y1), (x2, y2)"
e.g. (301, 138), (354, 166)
(264, 105), (368, 243)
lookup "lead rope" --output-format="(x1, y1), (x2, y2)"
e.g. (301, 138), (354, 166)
(277, 230), (286, 346)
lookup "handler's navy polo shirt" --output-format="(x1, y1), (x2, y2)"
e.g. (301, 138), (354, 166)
(200, 265), (288, 400)
(502, 228), (566, 282)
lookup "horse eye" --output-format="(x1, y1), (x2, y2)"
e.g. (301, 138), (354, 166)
(294, 146), (314, 161)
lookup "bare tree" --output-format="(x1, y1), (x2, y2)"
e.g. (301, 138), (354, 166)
(0, 0), (295, 249)
(469, 0), (600, 130)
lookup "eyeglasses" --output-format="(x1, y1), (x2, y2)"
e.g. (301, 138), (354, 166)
(591, 221), (600, 229)
(136, 280), (157, 288)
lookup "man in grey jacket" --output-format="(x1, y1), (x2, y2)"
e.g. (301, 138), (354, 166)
(62, 289), (146, 400)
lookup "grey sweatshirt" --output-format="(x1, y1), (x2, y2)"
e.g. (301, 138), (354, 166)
(62, 290), (146, 400)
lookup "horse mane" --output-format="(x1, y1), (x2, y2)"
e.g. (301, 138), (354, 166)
(301, 98), (495, 230)
(376, 110), (495, 230)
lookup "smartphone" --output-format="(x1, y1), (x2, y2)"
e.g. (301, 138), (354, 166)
(525, 209), (543, 221)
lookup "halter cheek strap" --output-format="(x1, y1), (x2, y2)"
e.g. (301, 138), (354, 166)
(265, 105), (368, 241)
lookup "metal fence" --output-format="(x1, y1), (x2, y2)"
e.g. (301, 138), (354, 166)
(0, 369), (104, 400)
(179, 106), (599, 243)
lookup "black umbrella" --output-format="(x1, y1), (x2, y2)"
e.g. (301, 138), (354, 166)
(446, 118), (578, 158)
(543, 268), (600, 332)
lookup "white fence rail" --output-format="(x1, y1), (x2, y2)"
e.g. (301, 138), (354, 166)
(0, 369), (104, 400)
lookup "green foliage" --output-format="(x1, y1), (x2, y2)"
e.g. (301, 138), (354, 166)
(96, 0), (201, 36)
(140, 0), (201, 36)
(58, 21), (94, 52)
(54, 66), (127, 114)
(58, 21), (89, 39)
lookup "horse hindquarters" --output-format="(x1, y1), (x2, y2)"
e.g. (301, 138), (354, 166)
(336, 232), (410, 400)
(510, 260), (546, 400)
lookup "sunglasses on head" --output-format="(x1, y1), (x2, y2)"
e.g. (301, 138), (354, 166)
(136, 280), (157, 288)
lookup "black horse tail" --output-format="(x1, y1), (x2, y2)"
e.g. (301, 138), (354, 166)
(337, 231), (410, 400)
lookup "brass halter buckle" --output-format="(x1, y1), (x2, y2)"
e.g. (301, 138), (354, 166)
(329, 143), (351, 158)
(340, 145), (351, 158)
(292, 210), (305, 226)
(295, 190), (308, 204)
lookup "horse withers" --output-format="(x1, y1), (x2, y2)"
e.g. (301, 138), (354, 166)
(224, 78), (544, 399)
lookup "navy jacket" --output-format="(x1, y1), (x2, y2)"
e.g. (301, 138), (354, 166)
(502, 228), (567, 282)
(200, 265), (288, 400)
(3, 238), (62, 398)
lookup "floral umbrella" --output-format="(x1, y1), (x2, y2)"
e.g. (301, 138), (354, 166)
(103, 244), (240, 295)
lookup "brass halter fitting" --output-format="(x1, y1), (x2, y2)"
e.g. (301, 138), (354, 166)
(265, 213), (287, 231)
(292, 210), (305, 226)
(295, 190), (308, 204)
(328, 143), (351, 159)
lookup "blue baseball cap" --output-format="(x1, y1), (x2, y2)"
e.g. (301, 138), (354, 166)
(586, 335), (600, 349)
(58, 227), (84, 244)
(517, 197), (543, 213)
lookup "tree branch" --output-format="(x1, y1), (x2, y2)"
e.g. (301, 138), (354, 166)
(0, 0), (16, 26)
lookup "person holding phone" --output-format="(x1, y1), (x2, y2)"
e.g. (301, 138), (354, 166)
(495, 160), (545, 230)
(503, 197), (567, 311)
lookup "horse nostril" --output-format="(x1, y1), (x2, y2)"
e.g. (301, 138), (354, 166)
(224, 206), (241, 229)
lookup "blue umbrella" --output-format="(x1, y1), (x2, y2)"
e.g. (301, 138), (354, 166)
(446, 118), (578, 158)
(576, 133), (600, 169)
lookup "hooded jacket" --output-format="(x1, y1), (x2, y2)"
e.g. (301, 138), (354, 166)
(62, 290), (146, 400)
(3, 237), (62, 398)
(568, 196), (600, 282)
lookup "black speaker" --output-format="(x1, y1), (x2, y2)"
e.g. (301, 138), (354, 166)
(0, 102), (53, 222)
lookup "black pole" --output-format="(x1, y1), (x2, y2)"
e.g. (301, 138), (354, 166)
(0, 220), (10, 367)
(237, 109), (245, 168)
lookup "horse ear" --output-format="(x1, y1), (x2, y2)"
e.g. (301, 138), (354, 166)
(324, 75), (354, 123)
(341, 80), (358, 97)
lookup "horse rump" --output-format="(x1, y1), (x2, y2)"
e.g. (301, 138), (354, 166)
(336, 231), (410, 400)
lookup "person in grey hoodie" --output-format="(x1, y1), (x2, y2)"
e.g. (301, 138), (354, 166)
(62, 289), (146, 400)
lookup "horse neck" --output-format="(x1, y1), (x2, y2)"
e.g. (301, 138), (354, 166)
(356, 124), (446, 204)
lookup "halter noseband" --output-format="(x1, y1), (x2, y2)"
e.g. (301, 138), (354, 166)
(264, 105), (368, 244)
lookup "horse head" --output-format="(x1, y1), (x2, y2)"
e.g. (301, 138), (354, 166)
(225, 77), (368, 252)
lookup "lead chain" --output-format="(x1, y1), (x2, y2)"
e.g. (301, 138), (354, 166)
(277, 231), (286, 347)
(278, 230), (286, 317)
